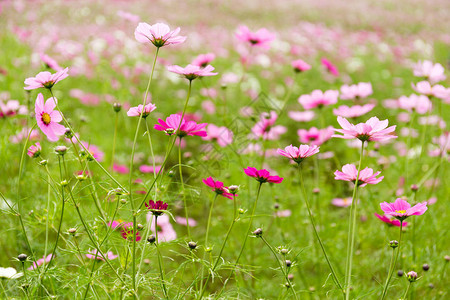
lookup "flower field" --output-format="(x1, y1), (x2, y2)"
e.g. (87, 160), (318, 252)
(0, 0), (449, 299)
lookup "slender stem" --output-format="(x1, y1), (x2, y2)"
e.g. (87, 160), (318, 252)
(155, 215), (169, 299)
(145, 121), (157, 181)
(403, 282), (412, 299)
(260, 236), (298, 300)
(178, 137), (191, 237)
(381, 221), (403, 300)
(344, 141), (365, 299)
(298, 165), (344, 293)
(110, 111), (119, 170)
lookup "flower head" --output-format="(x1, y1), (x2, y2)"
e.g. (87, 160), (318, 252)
(251, 111), (286, 140)
(340, 82), (373, 100)
(380, 198), (427, 221)
(297, 126), (334, 145)
(374, 213), (408, 227)
(333, 116), (397, 142)
(24, 68), (69, 90)
(235, 25), (276, 49)
(202, 124), (233, 147)
(120, 222), (142, 241)
(413, 60), (446, 83)
(35, 93), (66, 142)
(243, 167), (283, 184)
(167, 64), (218, 81)
(134, 22), (186, 47)
(127, 103), (157, 118)
(277, 144), (320, 164)
(27, 142), (41, 158)
(0, 267), (22, 279)
(39, 53), (63, 71)
(28, 254), (53, 270)
(154, 114), (207, 137)
(333, 104), (375, 118)
(298, 89), (339, 110)
(145, 200), (168, 215)
(321, 58), (339, 76)
(334, 164), (383, 187)
(332, 198), (352, 207)
(86, 249), (118, 261)
(398, 94), (432, 114)
(203, 177), (234, 199)
(292, 59), (311, 73)
(192, 53), (216, 68)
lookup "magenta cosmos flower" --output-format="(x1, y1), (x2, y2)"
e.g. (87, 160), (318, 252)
(334, 164), (383, 187)
(333, 104), (375, 118)
(24, 68), (69, 90)
(235, 25), (276, 49)
(145, 200), (168, 216)
(35, 93), (65, 142)
(191, 53), (216, 68)
(134, 22), (186, 47)
(321, 58), (339, 76)
(340, 82), (373, 100)
(27, 142), (41, 158)
(154, 114), (207, 137)
(298, 89), (339, 110)
(380, 198), (427, 221)
(333, 116), (397, 142)
(167, 64), (218, 81)
(127, 103), (157, 118)
(243, 167), (283, 184)
(297, 126), (334, 146)
(277, 144), (320, 164)
(203, 177), (234, 199)
(374, 213), (408, 227)
(292, 59), (311, 73)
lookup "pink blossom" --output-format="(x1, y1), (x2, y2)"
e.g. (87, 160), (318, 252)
(120, 222), (142, 242)
(127, 103), (157, 118)
(24, 68), (69, 90)
(277, 144), (320, 164)
(0, 100), (27, 118)
(27, 142), (41, 158)
(35, 93), (65, 142)
(334, 164), (383, 187)
(203, 177), (234, 199)
(374, 213), (407, 227)
(398, 94), (432, 114)
(333, 104), (375, 118)
(298, 89), (339, 110)
(203, 124), (233, 147)
(148, 214), (177, 242)
(380, 198), (427, 220)
(243, 167), (283, 184)
(297, 126), (334, 145)
(39, 53), (63, 71)
(291, 59), (311, 73)
(80, 142), (104, 161)
(202, 100), (216, 114)
(117, 10), (140, 23)
(235, 25), (276, 49)
(333, 116), (397, 142)
(28, 254), (53, 270)
(145, 200), (168, 215)
(412, 81), (433, 96)
(167, 64), (218, 81)
(251, 111), (286, 140)
(86, 249), (118, 261)
(432, 85), (450, 102)
(175, 216), (198, 227)
(340, 82), (373, 100)
(288, 111), (315, 122)
(321, 58), (339, 76)
(192, 53), (216, 67)
(139, 165), (162, 173)
(154, 114), (207, 137)
(413, 60), (446, 83)
(275, 210), (292, 217)
(113, 164), (129, 174)
(332, 198), (352, 207)
(134, 22), (186, 47)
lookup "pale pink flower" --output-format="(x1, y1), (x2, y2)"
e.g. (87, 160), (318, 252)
(275, 210), (292, 217)
(0, 100), (27, 118)
(277, 144), (320, 164)
(203, 124), (233, 147)
(235, 25), (276, 49)
(334, 164), (383, 187)
(113, 164), (129, 174)
(28, 254), (53, 270)
(39, 53), (63, 71)
(27, 142), (41, 158)
(202, 100), (216, 114)
(251, 111), (286, 140)
(192, 53), (216, 67)
(134, 22), (186, 47)
(9, 128), (40, 144)
(80, 142), (104, 161)
(333, 104), (375, 118)
(297, 126), (334, 145)
(333, 116), (397, 142)
(398, 94), (432, 114)
(175, 216), (197, 227)
(288, 111), (315, 122)
(291, 59), (311, 73)
(432, 85), (450, 102)
(167, 64), (218, 81)
(127, 103), (157, 118)
(321, 58), (339, 76)
(35, 93), (65, 142)
(298, 89), (339, 110)
(147, 214), (177, 242)
(24, 68), (69, 90)
(86, 249), (118, 261)
(332, 197), (352, 207)
(154, 114), (207, 137)
(380, 198), (427, 220)
(412, 81), (433, 96)
(413, 60), (446, 83)
(117, 10), (140, 23)
(340, 82), (373, 100)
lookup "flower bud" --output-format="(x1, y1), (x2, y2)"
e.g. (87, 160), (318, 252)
(164, 128), (175, 136)
(280, 248), (289, 255)
(39, 159), (48, 166)
(228, 185), (239, 194)
(65, 128), (73, 139)
(422, 264), (430, 271)
(205, 246), (212, 253)
(397, 270), (404, 277)
(406, 271), (418, 282)
(428, 283), (434, 289)
(313, 188), (320, 194)
(445, 255), (450, 262)
(60, 180), (68, 187)
(55, 145), (68, 155)
(137, 224), (144, 230)
(76, 174), (86, 181)
(389, 240), (399, 249)
(113, 103), (122, 112)
(188, 241), (197, 250)
(147, 235), (156, 244)
(144, 258), (150, 264)
(285, 260), (292, 267)
(18, 254), (28, 262)
(410, 184), (419, 192)
(252, 228), (263, 237)
(68, 228), (77, 235)
(238, 208), (245, 214)
(287, 273), (294, 280)
(274, 203), (280, 210)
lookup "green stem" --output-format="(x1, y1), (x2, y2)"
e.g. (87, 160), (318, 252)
(155, 215), (169, 299)
(381, 221), (403, 300)
(403, 282), (412, 299)
(110, 111), (119, 170)
(178, 137), (191, 238)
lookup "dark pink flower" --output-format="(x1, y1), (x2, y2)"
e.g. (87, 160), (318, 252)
(333, 116), (397, 142)
(120, 222), (142, 241)
(27, 142), (41, 158)
(113, 164), (129, 174)
(24, 68), (69, 90)
(277, 144), (320, 164)
(202, 177), (234, 199)
(35, 93), (65, 142)
(167, 64), (218, 81)
(145, 200), (168, 215)
(139, 165), (162, 173)
(134, 22), (186, 47)
(243, 167), (283, 184)
(374, 213), (408, 227)
(191, 53), (216, 68)
(334, 164), (383, 187)
(380, 198), (427, 221)
(154, 114), (207, 137)
(292, 59), (311, 73)
(298, 89), (339, 110)
(127, 103), (157, 118)
(297, 126), (334, 145)
(321, 58), (339, 76)
(235, 25), (275, 49)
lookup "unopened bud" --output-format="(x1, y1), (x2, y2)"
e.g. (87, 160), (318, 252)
(76, 175), (86, 181)
(18, 254), (28, 262)
(280, 248), (289, 255)
(147, 235), (156, 244)
(313, 188), (320, 194)
(410, 184), (419, 192)
(285, 260), (292, 267)
(55, 145), (68, 155)
(137, 224), (144, 230)
(188, 241), (197, 250)
(113, 103), (122, 112)
(397, 270), (404, 277)
(422, 264), (430, 271)
(444, 255), (450, 262)
(228, 185), (239, 194)
(68, 228), (77, 235)
(64, 128), (73, 139)
(39, 159), (48, 166)
(253, 228), (263, 237)
(389, 240), (399, 249)
(60, 180), (68, 187)
(406, 271), (418, 282)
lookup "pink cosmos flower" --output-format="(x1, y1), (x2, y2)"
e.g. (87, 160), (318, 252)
(203, 124), (233, 147)
(39, 53), (63, 71)
(321, 58), (339, 76)
(202, 177), (234, 199)
(28, 254), (53, 270)
(380, 198), (428, 221)
(432, 85), (450, 102)
(251, 111), (286, 140)
(333, 104), (375, 118)
(275, 210), (292, 217)
(413, 60), (446, 84)
(113, 164), (129, 174)
(333, 116), (397, 142)
(374, 213), (408, 227)
(10, 128), (40, 144)
(398, 94), (432, 114)
(35, 93), (65, 142)
(27, 142), (41, 158)
(145, 200), (168, 215)
(332, 197), (352, 207)
(292, 59), (311, 73)
(117, 10), (140, 23)
(298, 89), (339, 110)
(235, 25), (276, 49)
(412, 81), (433, 96)
(175, 216), (198, 227)
(120, 222), (142, 242)
(0, 100), (27, 118)
(139, 165), (162, 173)
(134, 22), (186, 47)
(334, 164), (383, 187)
(243, 167), (283, 184)
(340, 82), (373, 100)
(24, 68), (69, 90)
(80, 142), (104, 162)
(277, 144), (320, 164)
(192, 53), (216, 68)
(127, 103), (157, 118)
(148, 214), (177, 242)
(297, 126), (334, 145)
(167, 64), (218, 81)
(86, 249), (118, 261)
(154, 114), (207, 137)
(288, 111), (315, 122)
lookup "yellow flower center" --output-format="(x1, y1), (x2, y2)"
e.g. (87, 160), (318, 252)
(395, 210), (406, 214)
(42, 112), (51, 125)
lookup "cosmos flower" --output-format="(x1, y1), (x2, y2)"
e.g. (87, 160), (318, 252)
(374, 213), (408, 227)
(277, 144), (320, 164)
(202, 177), (234, 199)
(85, 249), (118, 261)
(333, 116), (397, 142)
(334, 164), (383, 187)
(288, 111), (315, 122)
(202, 124), (233, 147)
(298, 89), (339, 110)
(127, 103), (157, 118)
(251, 111), (286, 140)
(0, 267), (22, 279)
(28, 254), (53, 270)
(243, 167), (283, 184)
(35, 93), (66, 142)
(191, 53), (216, 67)
(291, 59), (311, 73)
(145, 200), (168, 216)
(413, 60), (446, 83)
(380, 198), (427, 221)
(134, 22), (186, 47)
(340, 82), (373, 100)
(297, 126), (334, 145)
(235, 25), (276, 49)
(332, 198), (353, 207)
(39, 53), (63, 71)
(0, 100), (27, 118)
(27, 142), (41, 158)
(148, 214), (177, 242)
(24, 68), (69, 90)
(321, 58), (339, 76)
(80, 142), (105, 162)
(333, 104), (375, 118)
(167, 64), (218, 81)
(154, 114), (207, 137)
(397, 94), (432, 114)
